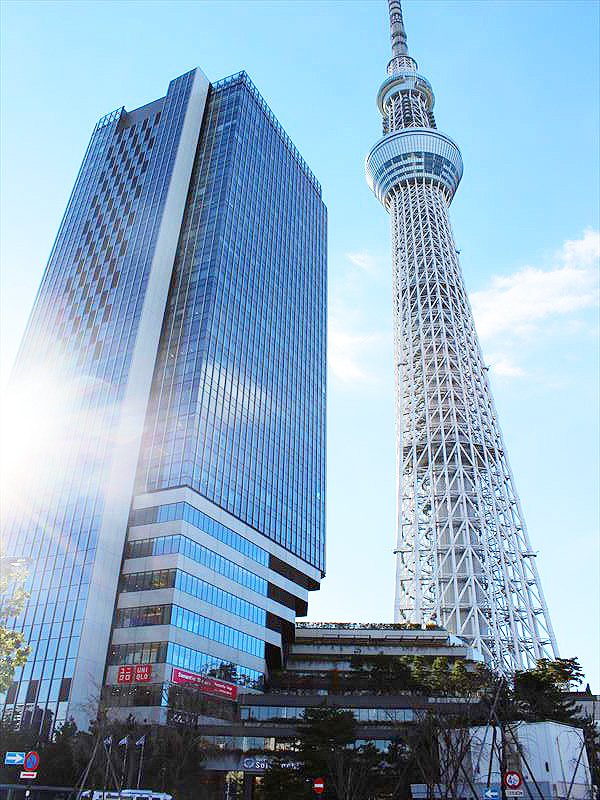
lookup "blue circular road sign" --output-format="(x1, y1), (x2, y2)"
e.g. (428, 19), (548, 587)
(24, 752), (39, 771)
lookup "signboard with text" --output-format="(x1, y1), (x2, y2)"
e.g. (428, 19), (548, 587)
(239, 756), (299, 772)
(117, 664), (152, 684)
(117, 666), (134, 684)
(134, 664), (152, 683)
(171, 667), (238, 700)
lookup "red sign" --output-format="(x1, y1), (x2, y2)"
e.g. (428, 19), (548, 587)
(117, 665), (133, 684)
(20, 772), (37, 780)
(171, 667), (238, 700)
(314, 778), (324, 795)
(504, 772), (523, 789)
(24, 753), (39, 771)
(134, 664), (152, 683)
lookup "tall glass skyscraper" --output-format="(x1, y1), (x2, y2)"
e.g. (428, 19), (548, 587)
(1, 67), (326, 733)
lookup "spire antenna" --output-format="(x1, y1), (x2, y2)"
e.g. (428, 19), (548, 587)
(389, 0), (409, 56)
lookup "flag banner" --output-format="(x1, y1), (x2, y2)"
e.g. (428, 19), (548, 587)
(118, 737), (128, 746)
(171, 667), (238, 700)
(136, 736), (145, 746)
(104, 736), (113, 746)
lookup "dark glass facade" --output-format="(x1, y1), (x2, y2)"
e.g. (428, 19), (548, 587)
(135, 73), (326, 570)
(1, 68), (325, 733)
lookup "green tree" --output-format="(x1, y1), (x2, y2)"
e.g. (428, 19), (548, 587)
(0, 553), (30, 692)
(144, 725), (206, 799)
(376, 655), (594, 799)
(349, 654), (416, 694)
(37, 719), (79, 786)
(260, 706), (403, 800)
(0, 717), (84, 786)
(81, 712), (208, 799)
(259, 752), (311, 800)
(512, 657), (583, 723)
(0, 717), (37, 783)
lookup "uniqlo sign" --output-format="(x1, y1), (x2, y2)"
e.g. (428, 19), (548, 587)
(117, 666), (134, 684)
(171, 667), (237, 700)
(117, 664), (152, 684)
(135, 664), (152, 683)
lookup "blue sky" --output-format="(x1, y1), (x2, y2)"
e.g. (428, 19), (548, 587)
(1, 1), (598, 688)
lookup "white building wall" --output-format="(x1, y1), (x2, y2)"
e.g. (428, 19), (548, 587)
(468, 721), (592, 800)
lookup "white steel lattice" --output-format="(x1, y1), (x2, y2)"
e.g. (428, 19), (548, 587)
(366, 1), (558, 671)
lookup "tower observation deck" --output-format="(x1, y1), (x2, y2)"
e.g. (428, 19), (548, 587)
(366, 0), (558, 670)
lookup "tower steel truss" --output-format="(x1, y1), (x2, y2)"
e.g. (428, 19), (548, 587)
(366, 0), (558, 670)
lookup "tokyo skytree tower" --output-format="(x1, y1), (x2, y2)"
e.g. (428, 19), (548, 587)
(366, 0), (558, 670)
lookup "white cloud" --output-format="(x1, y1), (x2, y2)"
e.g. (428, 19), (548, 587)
(346, 250), (379, 275)
(470, 229), (599, 341)
(327, 248), (390, 385)
(562, 228), (600, 270)
(470, 229), (599, 378)
(485, 354), (526, 377)
(328, 319), (384, 383)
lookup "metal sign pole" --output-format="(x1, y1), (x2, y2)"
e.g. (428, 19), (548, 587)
(136, 737), (146, 789)
(103, 738), (112, 800)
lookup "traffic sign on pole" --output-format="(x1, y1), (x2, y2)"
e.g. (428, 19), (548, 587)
(24, 752), (40, 771)
(504, 771), (522, 790)
(20, 772), (37, 780)
(313, 777), (324, 795)
(4, 752), (25, 766)
(483, 789), (500, 799)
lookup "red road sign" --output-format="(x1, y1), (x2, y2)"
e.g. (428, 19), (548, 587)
(24, 753), (39, 771)
(504, 771), (522, 789)
(314, 778), (324, 794)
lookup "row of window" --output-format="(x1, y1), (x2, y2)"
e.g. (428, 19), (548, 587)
(119, 568), (173, 592)
(5, 676), (71, 706)
(2, 701), (68, 740)
(129, 501), (268, 566)
(119, 568), (266, 626)
(170, 604), (263, 658)
(192, 734), (392, 754)
(240, 706), (415, 722)
(109, 640), (166, 665)
(174, 570), (266, 626)
(104, 683), (164, 708)
(113, 603), (264, 658)
(107, 640), (264, 689)
(106, 684), (235, 721)
(125, 534), (267, 596)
